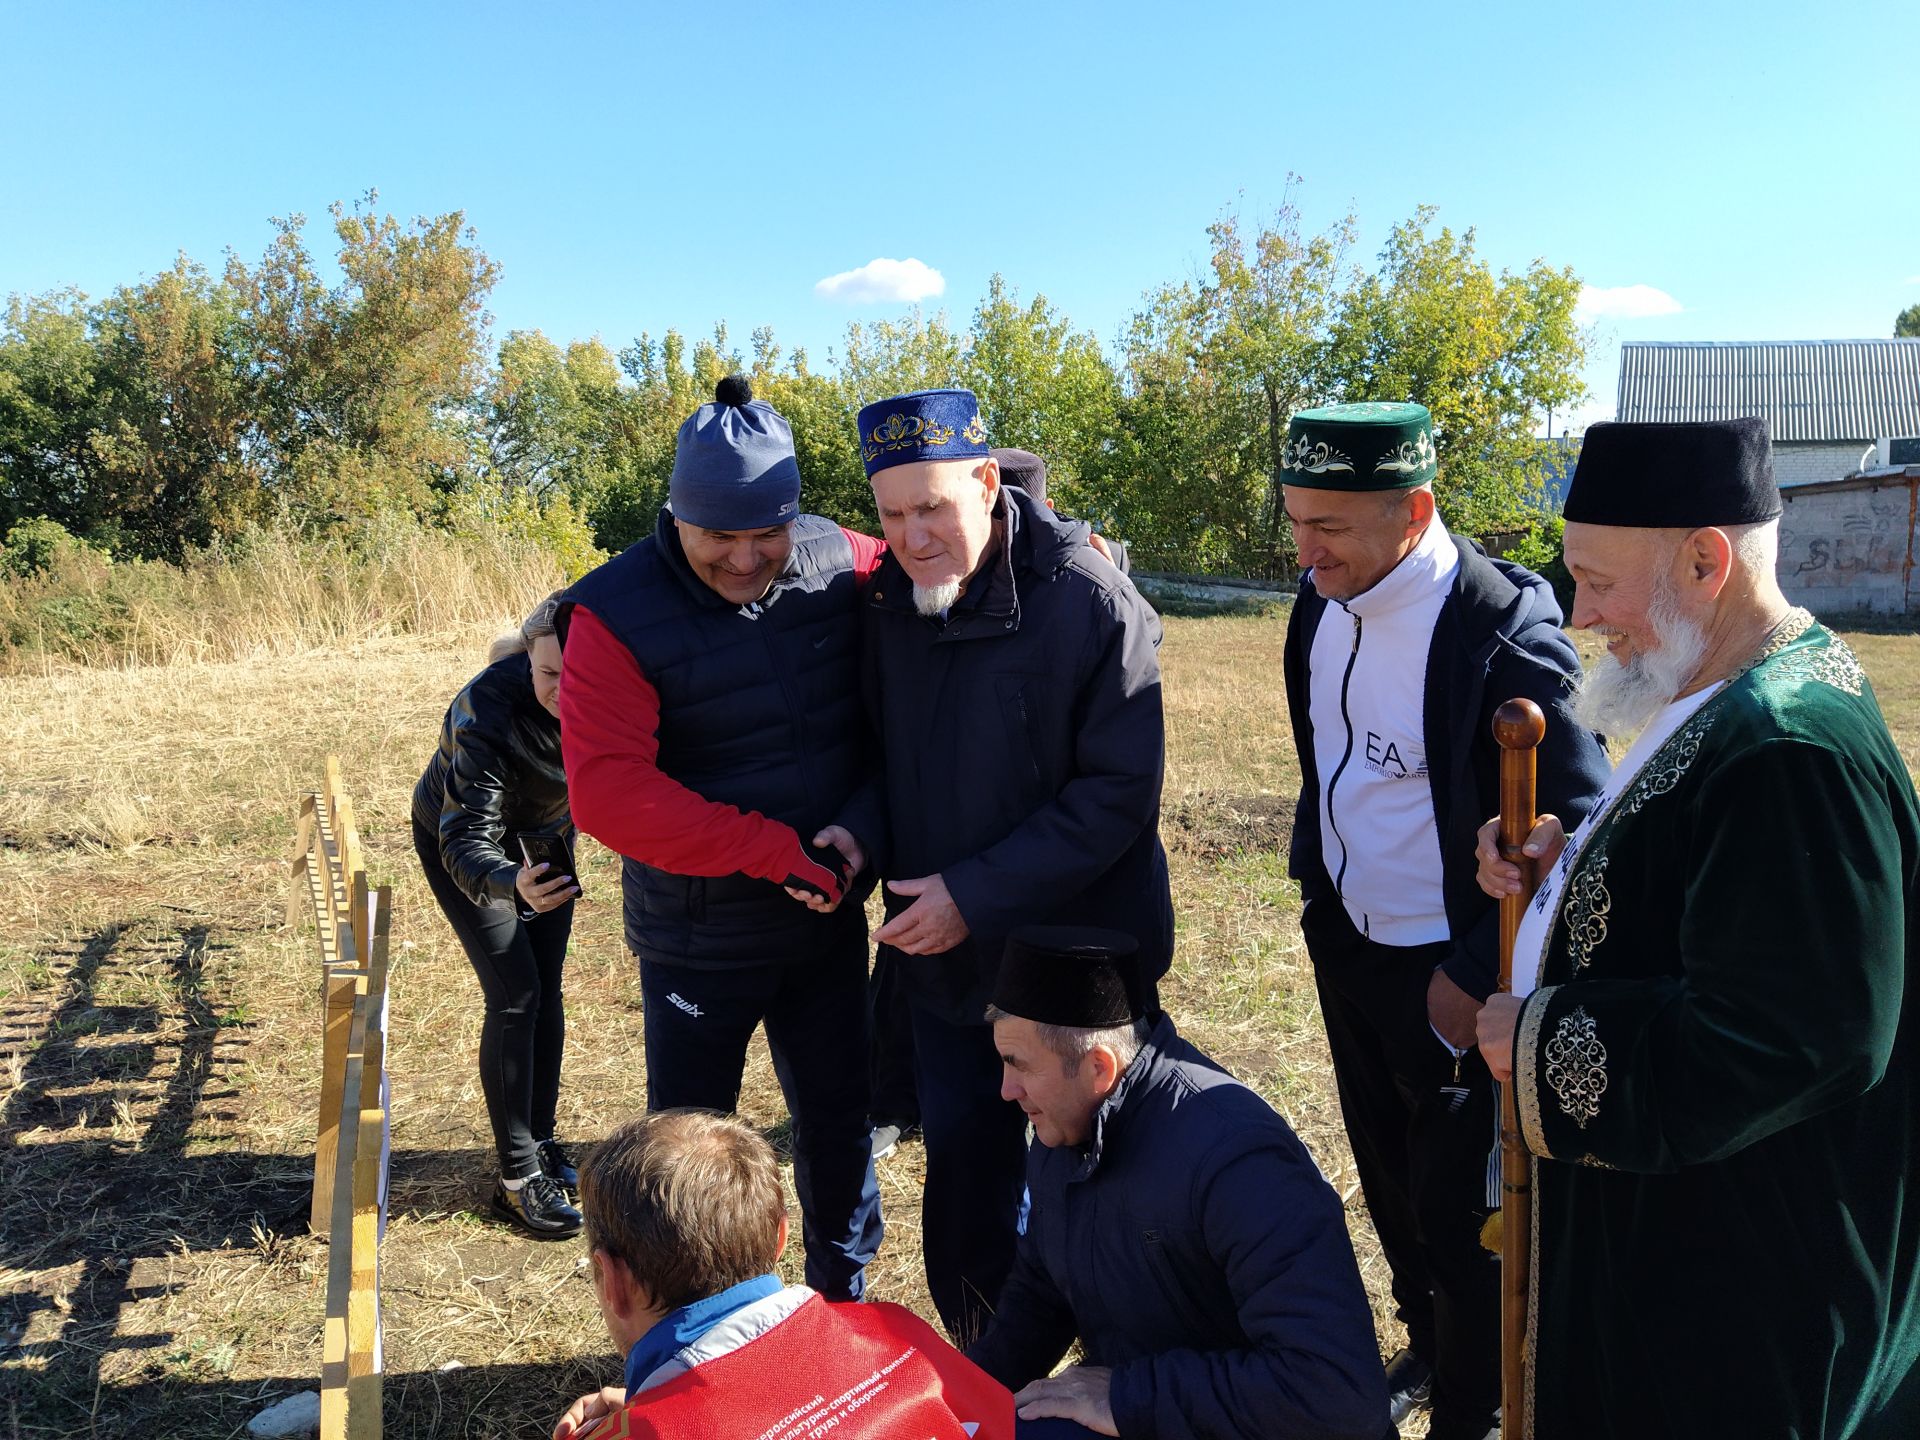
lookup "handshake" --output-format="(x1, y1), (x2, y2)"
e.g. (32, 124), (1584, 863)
(781, 827), (864, 911)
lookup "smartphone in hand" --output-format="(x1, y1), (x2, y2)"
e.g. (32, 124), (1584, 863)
(519, 834), (581, 900)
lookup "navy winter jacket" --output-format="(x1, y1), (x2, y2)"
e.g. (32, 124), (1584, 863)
(968, 1013), (1390, 1440)
(844, 486), (1174, 1025)
(1283, 536), (1611, 998)
(560, 508), (871, 966)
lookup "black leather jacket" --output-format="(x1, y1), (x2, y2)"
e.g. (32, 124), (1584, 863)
(412, 651), (572, 908)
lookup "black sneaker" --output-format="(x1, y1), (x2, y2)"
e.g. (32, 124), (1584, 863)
(1382, 1347), (1434, 1427)
(490, 1173), (582, 1239)
(537, 1138), (579, 1195)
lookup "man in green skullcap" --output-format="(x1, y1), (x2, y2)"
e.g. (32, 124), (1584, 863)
(1279, 401), (1609, 1438)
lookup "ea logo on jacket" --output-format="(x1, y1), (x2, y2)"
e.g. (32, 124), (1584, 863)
(1361, 729), (1427, 780)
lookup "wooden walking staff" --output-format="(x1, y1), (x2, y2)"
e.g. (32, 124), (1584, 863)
(1493, 697), (1545, 1439)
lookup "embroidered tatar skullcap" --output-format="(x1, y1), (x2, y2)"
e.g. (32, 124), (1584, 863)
(857, 389), (991, 477)
(989, 927), (1148, 1028)
(1281, 401), (1438, 491)
(1562, 419), (1781, 528)
(668, 375), (802, 531)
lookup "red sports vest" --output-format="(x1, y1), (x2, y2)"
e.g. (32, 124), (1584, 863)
(589, 1296), (1013, 1440)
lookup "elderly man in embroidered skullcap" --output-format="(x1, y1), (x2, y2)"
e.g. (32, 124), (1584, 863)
(823, 388), (1173, 1347)
(1474, 418), (1920, 1438)
(1281, 402), (1609, 1438)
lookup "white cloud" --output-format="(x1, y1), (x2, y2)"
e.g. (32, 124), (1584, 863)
(813, 257), (946, 304)
(1903, 274), (1920, 286)
(1577, 283), (1683, 320)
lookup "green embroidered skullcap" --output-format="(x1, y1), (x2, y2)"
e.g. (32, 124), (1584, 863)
(1281, 401), (1437, 491)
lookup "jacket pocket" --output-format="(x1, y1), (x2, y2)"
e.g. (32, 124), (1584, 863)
(994, 674), (1046, 789)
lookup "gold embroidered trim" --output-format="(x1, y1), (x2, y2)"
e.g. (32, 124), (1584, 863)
(1560, 854), (1612, 974)
(1544, 1005), (1608, 1129)
(1756, 606), (1816, 662)
(1617, 714), (1715, 818)
(1767, 632), (1866, 696)
(1516, 986), (1557, 1159)
(962, 414), (987, 446)
(861, 412), (956, 464)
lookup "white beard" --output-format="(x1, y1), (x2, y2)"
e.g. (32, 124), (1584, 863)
(1574, 588), (1710, 741)
(913, 580), (962, 617)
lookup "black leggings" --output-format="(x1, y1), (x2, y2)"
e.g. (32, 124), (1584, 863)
(413, 820), (574, 1179)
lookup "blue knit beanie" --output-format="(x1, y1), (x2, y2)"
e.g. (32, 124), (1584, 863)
(669, 376), (802, 530)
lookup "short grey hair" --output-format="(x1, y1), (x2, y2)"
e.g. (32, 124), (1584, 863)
(1724, 518), (1779, 575)
(985, 1006), (1150, 1078)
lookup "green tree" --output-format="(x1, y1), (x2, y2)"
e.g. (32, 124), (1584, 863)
(484, 330), (625, 506)
(232, 193), (500, 522)
(961, 275), (1120, 520)
(1100, 196), (1354, 574)
(0, 290), (107, 540)
(1897, 304), (1920, 339)
(836, 308), (964, 407)
(1322, 207), (1587, 536)
(88, 256), (259, 556)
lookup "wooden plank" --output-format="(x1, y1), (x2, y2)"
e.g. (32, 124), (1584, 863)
(319, 996), (368, 1439)
(287, 796), (316, 930)
(357, 889), (392, 1112)
(346, 1098), (384, 1438)
(311, 970), (365, 1236)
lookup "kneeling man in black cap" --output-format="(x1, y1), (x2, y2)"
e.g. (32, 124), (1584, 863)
(969, 928), (1389, 1440)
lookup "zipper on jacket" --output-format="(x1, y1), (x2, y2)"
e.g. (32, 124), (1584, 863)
(1324, 611), (1362, 908)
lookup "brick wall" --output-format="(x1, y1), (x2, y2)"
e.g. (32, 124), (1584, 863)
(1777, 479), (1918, 615)
(1774, 441), (1874, 490)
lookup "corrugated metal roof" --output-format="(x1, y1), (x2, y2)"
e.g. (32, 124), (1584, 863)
(1616, 340), (1920, 441)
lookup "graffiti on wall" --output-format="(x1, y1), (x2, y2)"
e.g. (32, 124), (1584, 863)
(1777, 485), (1915, 612)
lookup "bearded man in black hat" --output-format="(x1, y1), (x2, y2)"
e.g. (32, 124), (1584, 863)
(1473, 418), (1920, 1438)
(1280, 402), (1610, 1438)
(967, 927), (1389, 1440)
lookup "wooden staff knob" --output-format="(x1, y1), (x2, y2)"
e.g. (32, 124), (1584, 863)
(1493, 698), (1546, 751)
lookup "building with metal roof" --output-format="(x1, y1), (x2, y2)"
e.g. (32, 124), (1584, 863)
(1616, 340), (1920, 488)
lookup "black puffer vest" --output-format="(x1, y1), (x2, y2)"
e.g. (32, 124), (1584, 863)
(561, 508), (869, 966)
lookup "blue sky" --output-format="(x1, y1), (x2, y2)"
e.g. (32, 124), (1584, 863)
(3, 0), (1915, 428)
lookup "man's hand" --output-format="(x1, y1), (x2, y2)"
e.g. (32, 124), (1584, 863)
(1474, 813), (1567, 898)
(784, 826), (866, 913)
(1014, 1366), (1117, 1437)
(872, 874), (970, 954)
(1427, 968), (1483, 1051)
(1477, 992), (1524, 1083)
(516, 863), (580, 913)
(778, 834), (851, 911)
(552, 1385), (626, 1440)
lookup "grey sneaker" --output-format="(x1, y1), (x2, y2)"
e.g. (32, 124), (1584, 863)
(870, 1122), (903, 1161)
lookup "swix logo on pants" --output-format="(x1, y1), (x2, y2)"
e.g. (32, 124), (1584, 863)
(666, 991), (703, 1018)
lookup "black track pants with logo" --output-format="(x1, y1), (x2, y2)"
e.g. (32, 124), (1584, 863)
(636, 940), (883, 1302)
(1303, 895), (1500, 1432)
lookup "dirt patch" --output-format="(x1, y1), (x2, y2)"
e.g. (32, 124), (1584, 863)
(1163, 790), (1295, 860)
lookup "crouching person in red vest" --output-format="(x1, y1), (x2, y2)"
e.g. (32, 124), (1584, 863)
(553, 1110), (1014, 1440)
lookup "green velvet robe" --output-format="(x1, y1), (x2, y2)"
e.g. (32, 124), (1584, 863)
(1513, 614), (1920, 1438)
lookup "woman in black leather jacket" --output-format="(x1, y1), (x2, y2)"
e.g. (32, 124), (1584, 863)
(412, 592), (583, 1238)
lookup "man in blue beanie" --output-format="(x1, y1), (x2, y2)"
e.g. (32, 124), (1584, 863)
(825, 388), (1174, 1345)
(555, 376), (886, 1300)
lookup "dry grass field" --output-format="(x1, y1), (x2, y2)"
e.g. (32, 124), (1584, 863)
(4, 610), (1918, 1438)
